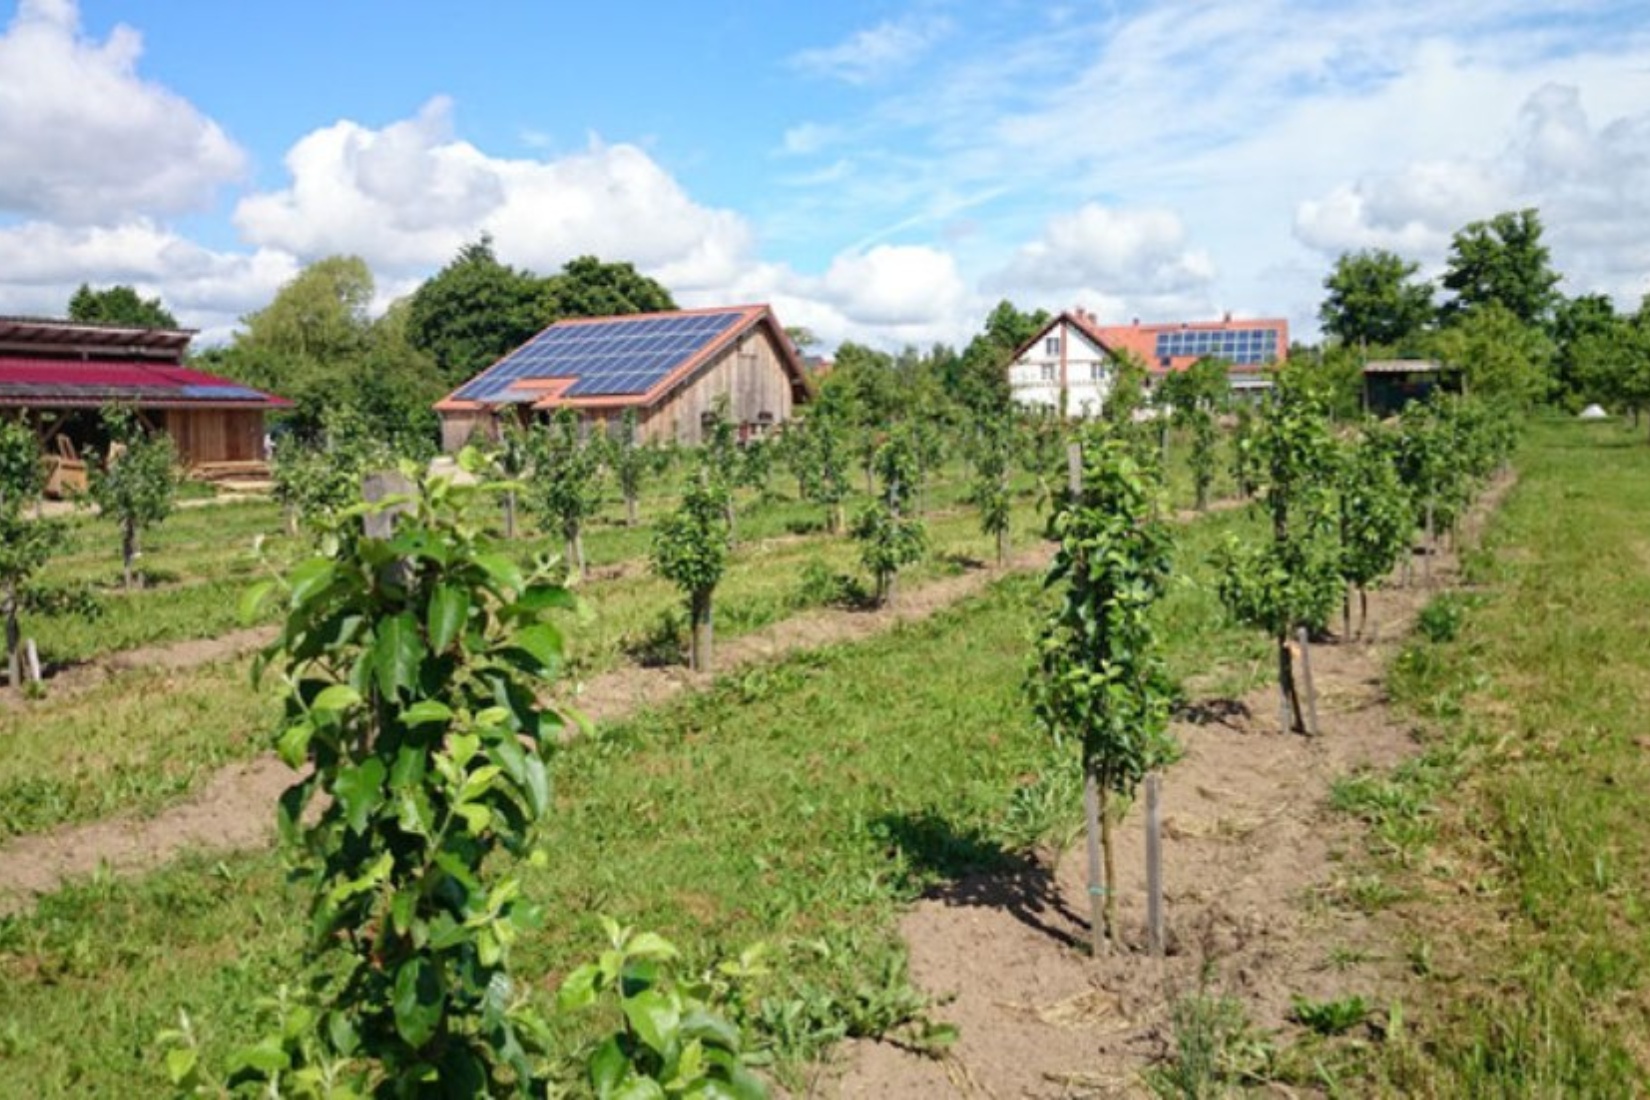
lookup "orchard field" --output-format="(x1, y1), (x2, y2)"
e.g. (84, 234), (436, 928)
(0, 403), (1648, 1097)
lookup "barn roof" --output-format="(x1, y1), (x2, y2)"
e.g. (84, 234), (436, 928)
(0, 316), (196, 356)
(437, 304), (807, 413)
(0, 357), (290, 409)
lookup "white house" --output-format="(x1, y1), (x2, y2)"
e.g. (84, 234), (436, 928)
(1006, 310), (1116, 416)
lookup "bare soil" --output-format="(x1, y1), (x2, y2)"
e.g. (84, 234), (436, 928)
(821, 474), (1516, 1099)
(0, 626), (276, 710)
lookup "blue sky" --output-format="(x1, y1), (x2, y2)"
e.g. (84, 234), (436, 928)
(3, 0), (1649, 348)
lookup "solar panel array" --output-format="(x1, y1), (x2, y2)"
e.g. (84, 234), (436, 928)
(1155, 328), (1280, 365)
(453, 311), (746, 403)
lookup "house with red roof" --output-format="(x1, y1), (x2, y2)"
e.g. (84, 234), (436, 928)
(1007, 310), (1291, 414)
(435, 304), (811, 449)
(0, 317), (289, 481)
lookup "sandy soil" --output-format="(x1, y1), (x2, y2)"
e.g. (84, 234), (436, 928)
(821, 473), (1516, 1099)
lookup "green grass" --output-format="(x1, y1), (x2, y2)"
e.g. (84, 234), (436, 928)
(1326, 419), (1650, 1095)
(0, 503), (1263, 1095)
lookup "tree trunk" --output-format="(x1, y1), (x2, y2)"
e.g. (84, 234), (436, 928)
(689, 588), (713, 672)
(996, 525), (1009, 568)
(1359, 587), (1370, 642)
(4, 585), (19, 689)
(625, 490), (638, 527)
(1424, 499), (1435, 588)
(122, 519), (137, 591)
(1343, 585), (1352, 641)
(1278, 633), (1307, 734)
(565, 525), (585, 581)
(284, 504), (298, 537)
(503, 491), (517, 540)
(1083, 764), (1107, 956)
(831, 501), (844, 536)
(724, 497), (738, 548)
(1298, 625), (1320, 737)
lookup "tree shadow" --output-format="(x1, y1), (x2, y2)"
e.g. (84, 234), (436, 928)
(874, 809), (1084, 950)
(1174, 697), (1253, 732)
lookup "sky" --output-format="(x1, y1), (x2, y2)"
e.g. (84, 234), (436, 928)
(1, 0), (1648, 350)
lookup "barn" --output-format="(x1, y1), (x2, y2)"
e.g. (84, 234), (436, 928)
(435, 304), (811, 450)
(0, 317), (289, 482)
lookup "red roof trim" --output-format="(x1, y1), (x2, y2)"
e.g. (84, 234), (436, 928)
(0, 356), (290, 408)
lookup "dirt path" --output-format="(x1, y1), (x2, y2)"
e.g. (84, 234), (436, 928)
(0, 540), (1057, 916)
(823, 473), (1517, 1098)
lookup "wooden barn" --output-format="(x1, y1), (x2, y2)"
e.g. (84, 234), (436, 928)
(0, 317), (289, 484)
(435, 304), (811, 450)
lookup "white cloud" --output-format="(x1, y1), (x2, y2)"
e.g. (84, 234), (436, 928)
(790, 15), (953, 85)
(778, 122), (841, 157)
(234, 98), (756, 291)
(0, 0), (245, 222)
(1293, 84), (1650, 304)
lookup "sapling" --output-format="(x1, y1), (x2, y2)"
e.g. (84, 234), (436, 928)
(528, 408), (604, 579)
(852, 428), (927, 606)
(651, 464), (730, 671)
(88, 405), (179, 590)
(1337, 427), (1411, 639)
(968, 412), (1015, 565)
(0, 421), (60, 686)
(1027, 432), (1176, 954)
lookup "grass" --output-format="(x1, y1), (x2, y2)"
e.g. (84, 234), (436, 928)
(1319, 419), (1650, 1095)
(0, 500), (1264, 1095)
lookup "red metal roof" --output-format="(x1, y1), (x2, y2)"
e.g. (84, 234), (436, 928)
(0, 357), (290, 408)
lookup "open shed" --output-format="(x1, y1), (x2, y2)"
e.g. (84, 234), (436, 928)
(1362, 359), (1459, 417)
(0, 317), (289, 484)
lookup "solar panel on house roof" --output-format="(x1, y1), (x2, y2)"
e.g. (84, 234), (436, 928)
(1154, 328), (1280, 365)
(453, 310), (746, 403)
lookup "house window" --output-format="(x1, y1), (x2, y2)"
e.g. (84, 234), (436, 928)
(1040, 364), (1056, 383)
(1090, 363), (1106, 382)
(1045, 335), (1061, 355)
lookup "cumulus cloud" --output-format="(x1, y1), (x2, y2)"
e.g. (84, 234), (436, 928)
(790, 15), (953, 85)
(1293, 84), (1650, 303)
(233, 98), (755, 291)
(0, 0), (245, 222)
(987, 204), (1216, 321)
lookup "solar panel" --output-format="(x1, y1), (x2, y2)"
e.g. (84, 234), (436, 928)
(453, 310), (747, 403)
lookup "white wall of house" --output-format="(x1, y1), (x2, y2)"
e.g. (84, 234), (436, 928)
(1006, 320), (1113, 415)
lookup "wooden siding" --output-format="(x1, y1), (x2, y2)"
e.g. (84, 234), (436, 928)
(647, 328), (795, 445)
(154, 409), (266, 466)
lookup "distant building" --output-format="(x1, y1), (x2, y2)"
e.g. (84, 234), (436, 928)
(435, 304), (811, 450)
(1362, 359), (1457, 417)
(1006, 310), (1291, 414)
(0, 316), (289, 481)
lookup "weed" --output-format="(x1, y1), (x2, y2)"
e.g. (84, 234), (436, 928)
(1146, 987), (1273, 1098)
(1290, 994), (1370, 1036)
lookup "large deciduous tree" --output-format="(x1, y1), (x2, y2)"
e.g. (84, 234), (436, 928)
(68, 284), (178, 329)
(1431, 302), (1554, 408)
(1319, 249), (1434, 349)
(1439, 208), (1561, 327)
(544, 255), (675, 317)
(406, 236), (550, 388)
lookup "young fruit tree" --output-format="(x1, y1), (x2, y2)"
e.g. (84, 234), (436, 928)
(492, 415), (534, 538)
(790, 405), (852, 534)
(702, 396), (743, 544)
(1230, 404), (1258, 498)
(967, 412), (1015, 565)
(270, 405), (398, 536)
(1337, 427), (1412, 639)
(1159, 356), (1230, 511)
(226, 449), (577, 1094)
(88, 405), (179, 590)
(852, 428), (927, 607)
(0, 422), (61, 686)
(528, 408), (605, 580)
(602, 409), (650, 528)
(1027, 433), (1176, 955)
(1215, 370), (1342, 734)
(651, 466), (730, 672)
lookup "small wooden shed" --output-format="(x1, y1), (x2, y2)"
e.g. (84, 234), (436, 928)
(1362, 359), (1459, 417)
(0, 317), (290, 480)
(435, 304), (811, 449)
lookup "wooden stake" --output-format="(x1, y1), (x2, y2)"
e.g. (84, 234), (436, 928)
(1146, 773), (1163, 957)
(1084, 766), (1107, 956)
(1298, 625), (1321, 737)
(24, 638), (40, 685)
(1424, 499), (1435, 588)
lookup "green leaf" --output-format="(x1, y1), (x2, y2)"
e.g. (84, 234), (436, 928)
(334, 757), (387, 834)
(228, 1037), (291, 1075)
(523, 754), (551, 818)
(275, 719), (314, 769)
(508, 622), (563, 672)
(558, 963), (601, 1012)
(474, 552), (525, 594)
(238, 579), (275, 625)
(401, 699), (453, 726)
(427, 584), (470, 653)
(312, 684), (362, 714)
(163, 1046), (198, 1085)
(623, 989), (680, 1056)
(626, 932), (679, 962)
(613, 1078), (667, 1100)
(589, 1035), (627, 1094)
(392, 957), (445, 1049)
(287, 558), (336, 607)
(373, 612), (424, 698)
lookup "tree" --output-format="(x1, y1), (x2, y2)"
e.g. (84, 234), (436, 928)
(88, 407), (179, 590)
(1439, 208), (1561, 327)
(605, 409), (651, 527)
(231, 450), (574, 1093)
(1158, 357), (1229, 510)
(852, 428), (926, 606)
(1431, 302), (1554, 408)
(967, 411), (1015, 565)
(1318, 249), (1433, 349)
(701, 397), (743, 543)
(544, 255), (675, 318)
(406, 236), (551, 387)
(528, 409), (605, 580)
(1553, 293), (1620, 405)
(1027, 431), (1175, 954)
(652, 466), (730, 672)
(1215, 370), (1342, 734)
(67, 283), (177, 329)
(1337, 428), (1411, 638)
(0, 422), (61, 685)
(788, 400), (851, 533)
(948, 300), (1050, 414)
